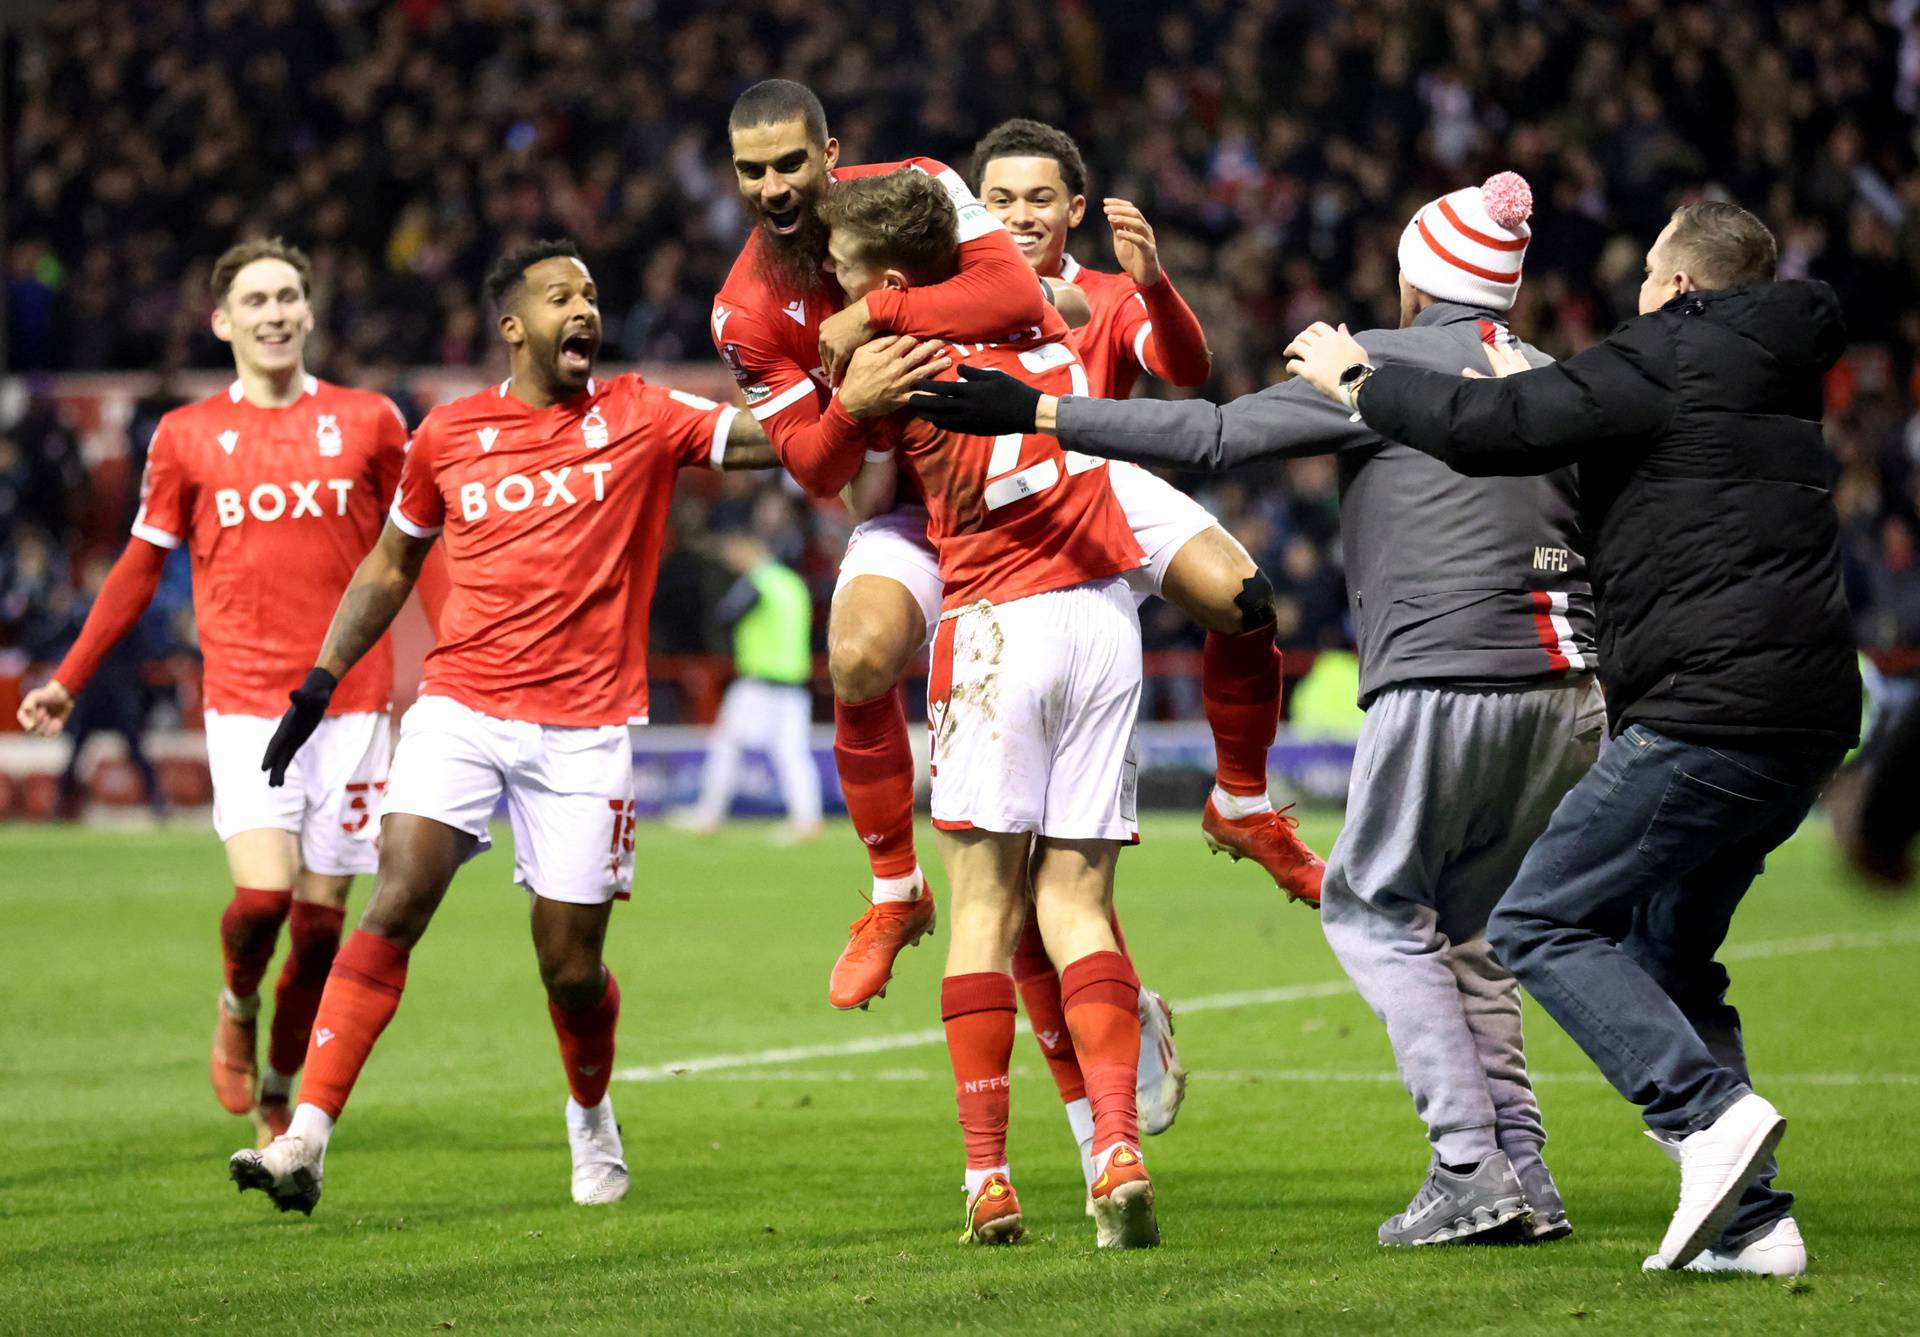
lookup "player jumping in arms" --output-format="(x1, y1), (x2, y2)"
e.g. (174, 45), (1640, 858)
(17, 239), (412, 1145)
(228, 240), (776, 1215)
(713, 82), (1323, 1024)
(820, 171), (1160, 1249)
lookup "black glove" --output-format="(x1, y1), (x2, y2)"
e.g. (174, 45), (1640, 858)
(908, 367), (1043, 436)
(262, 667), (338, 787)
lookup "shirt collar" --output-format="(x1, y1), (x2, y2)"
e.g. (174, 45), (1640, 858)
(1059, 253), (1082, 282)
(228, 374), (318, 403)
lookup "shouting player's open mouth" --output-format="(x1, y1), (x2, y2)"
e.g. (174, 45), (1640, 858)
(558, 328), (597, 375)
(762, 200), (804, 235)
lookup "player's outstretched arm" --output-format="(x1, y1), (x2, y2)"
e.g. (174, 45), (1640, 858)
(716, 412), (779, 471)
(261, 521), (435, 785)
(17, 536), (169, 736)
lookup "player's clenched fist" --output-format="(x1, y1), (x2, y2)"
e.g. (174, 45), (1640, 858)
(16, 680), (75, 736)
(260, 667), (337, 787)
(838, 335), (953, 419)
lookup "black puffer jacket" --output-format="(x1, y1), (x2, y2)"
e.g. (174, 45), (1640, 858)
(1358, 280), (1859, 751)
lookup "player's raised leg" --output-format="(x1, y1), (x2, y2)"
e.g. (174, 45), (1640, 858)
(937, 827), (1029, 1245)
(1158, 526), (1325, 904)
(230, 813), (473, 1215)
(826, 568), (936, 1010)
(253, 871), (349, 1142)
(213, 828), (300, 1117)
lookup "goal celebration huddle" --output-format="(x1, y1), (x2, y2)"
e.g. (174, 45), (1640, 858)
(19, 75), (1859, 1279)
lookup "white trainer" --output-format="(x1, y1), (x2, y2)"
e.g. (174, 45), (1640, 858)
(1644, 1215), (1806, 1276)
(229, 1133), (326, 1216)
(1136, 988), (1187, 1137)
(1658, 1093), (1786, 1269)
(567, 1095), (630, 1206)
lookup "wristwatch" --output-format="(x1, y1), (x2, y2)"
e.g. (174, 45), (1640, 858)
(1336, 361), (1376, 414)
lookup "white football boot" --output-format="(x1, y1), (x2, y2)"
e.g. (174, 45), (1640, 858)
(1645, 1215), (1807, 1276)
(1135, 987), (1188, 1137)
(567, 1095), (630, 1205)
(229, 1133), (326, 1216)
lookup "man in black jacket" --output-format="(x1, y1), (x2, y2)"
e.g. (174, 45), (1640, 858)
(1287, 202), (1858, 1278)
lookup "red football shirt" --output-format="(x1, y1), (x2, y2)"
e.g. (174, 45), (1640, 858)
(710, 156), (1051, 496)
(131, 376), (406, 716)
(1060, 256), (1157, 401)
(890, 338), (1143, 609)
(390, 373), (735, 727)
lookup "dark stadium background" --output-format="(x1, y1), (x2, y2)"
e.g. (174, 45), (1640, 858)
(1, 0), (1915, 810)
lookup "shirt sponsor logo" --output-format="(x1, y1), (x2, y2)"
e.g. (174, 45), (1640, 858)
(458, 463), (612, 521)
(214, 479), (356, 527)
(1533, 546), (1571, 572)
(316, 414), (343, 457)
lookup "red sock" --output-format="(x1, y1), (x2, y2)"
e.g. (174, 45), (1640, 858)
(1013, 912), (1085, 1103)
(834, 689), (919, 880)
(220, 887), (291, 998)
(1061, 951), (1142, 1154)
(267, 901), (345, 1076)
(1202, 627), (1281, 796)
(549, 967), (621, 1108)
(298, 930), (409, 1120)
(941, 972), (1016, 1169)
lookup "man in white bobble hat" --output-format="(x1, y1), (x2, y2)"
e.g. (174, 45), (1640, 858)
(909, 171), (1601, 1246)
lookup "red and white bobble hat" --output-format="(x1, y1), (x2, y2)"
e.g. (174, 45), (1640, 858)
(1397, 171), (1533, 311)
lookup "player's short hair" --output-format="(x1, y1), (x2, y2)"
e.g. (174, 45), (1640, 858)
(818, 172), (959, 282)
(210, 237), (312, 305)
(970, 118), (1089, 199)
(1664, 202), (1777, 290)
(728, 79), (829, 148)
(485, 238), (584, 312)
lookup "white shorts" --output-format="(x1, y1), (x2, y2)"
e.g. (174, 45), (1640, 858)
(381, 695), (636, 904)
(206, 709), (391, 876)
(928, 577), (1141, 841)
(1107, 462), (1220, 597)
(834, 505), (944, 647)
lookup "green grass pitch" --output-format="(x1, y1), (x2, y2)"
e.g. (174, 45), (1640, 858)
(3, 813), (1918, 1334)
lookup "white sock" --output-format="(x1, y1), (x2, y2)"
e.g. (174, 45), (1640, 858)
(221, 988), (261, 1021)
(259, 1066), (294, 1101)
(287, 1102), (334, 1149)
(871, 867), (923, 904)
(1210, 786), (1272, 819)
(1065, 1098), (1097, 1190)
(963, 1163), (1010, 1198)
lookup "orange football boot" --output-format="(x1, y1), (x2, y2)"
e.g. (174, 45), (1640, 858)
(829, 894), (936, 1010)
(1089, 1144), (1160, 1249)
(958, 1173), (1025, 1245)
(211, 995), (259, 1115)
(1201, 798), (1325, 905)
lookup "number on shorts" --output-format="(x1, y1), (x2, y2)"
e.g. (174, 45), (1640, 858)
(340, 780), (388, 835)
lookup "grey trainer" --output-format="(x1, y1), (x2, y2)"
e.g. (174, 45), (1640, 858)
(1378, 1151), (1531, 1246)
(1510, 1150), (1573, 1242)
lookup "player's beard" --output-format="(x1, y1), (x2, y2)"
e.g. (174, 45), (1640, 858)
(754, 208), (833, 297)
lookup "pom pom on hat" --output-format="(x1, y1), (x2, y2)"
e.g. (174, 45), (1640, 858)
(1481, 172), (1533, 230)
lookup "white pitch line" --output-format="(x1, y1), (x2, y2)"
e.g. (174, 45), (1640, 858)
(614, 926), (1920, 1084)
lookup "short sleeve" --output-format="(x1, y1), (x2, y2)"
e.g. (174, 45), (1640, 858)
(130, 416), (187, 549)
(1112, 290), (1153, 372)
(390, 414), (445, 537)
(645, 383), (738, 470)
(372, 396), (409, 507)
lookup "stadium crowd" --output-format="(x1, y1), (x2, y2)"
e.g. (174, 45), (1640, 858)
(5, 0), (1919, 707)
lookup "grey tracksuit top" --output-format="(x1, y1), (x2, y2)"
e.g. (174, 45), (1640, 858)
(1054, 302), (1595, 708)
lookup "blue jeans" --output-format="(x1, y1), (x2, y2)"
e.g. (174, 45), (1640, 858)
(1488, 724), (1842, 1241)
